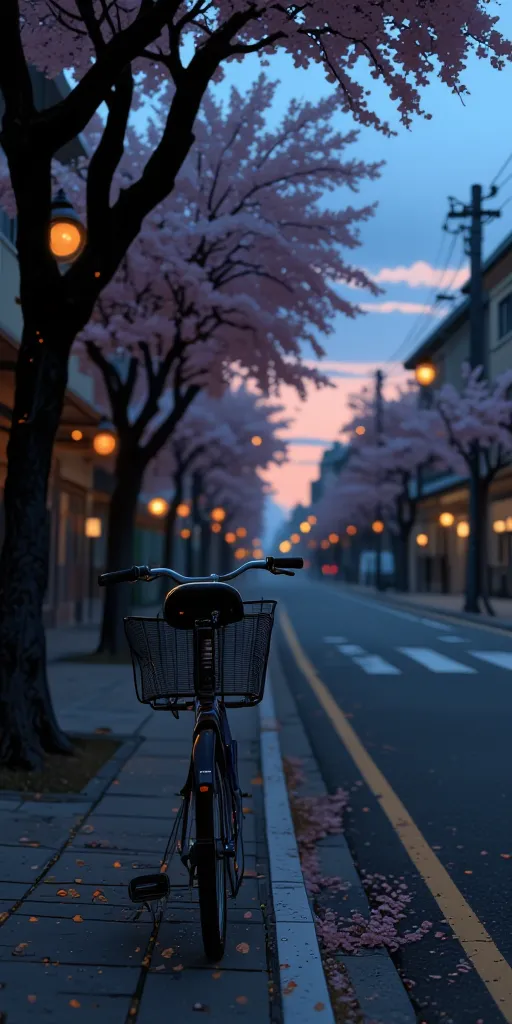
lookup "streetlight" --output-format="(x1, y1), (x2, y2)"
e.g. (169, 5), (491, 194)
(279, 540), (292, 553)
(211, 522), (222, 534)
(147, 497), (169, 518)
(211, 507), (226, 523)
(93, 418), (117, 456)
(415, 362), (437, 387)
(416, 533), (429, 547)
(253, 547), (264, 559)
(225, 531), (236, 544)
(251, 435), (263, 446)
(85, 517), (102, 621)
(493, 520), (506, 534)
(235, 547), (247, 560)
(290, 533), (300, 544)
(299, 521), (311, 533)
(320, 539), (330, 550)
(180, 527), (191, 540)
(346, 525), (357, 536)
(328, 532), (339, 544)
(372, 520), (384, 534)
(439, 512), (454, 528)
(176, 503), (191, 518)
(71, 429), (83, 442)
(236, 527), (247, 538)
(456, 521), (470, 538)
(308, 515), (317, 525)
(355, 425), (366, 436)
(49, 189), (87, 263)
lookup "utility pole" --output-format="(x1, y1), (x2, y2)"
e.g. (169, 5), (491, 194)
(375, 368), (384, 592)
(446, 184), (500, 612)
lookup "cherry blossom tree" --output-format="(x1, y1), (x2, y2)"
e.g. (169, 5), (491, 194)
(436, 365), (512, 614)
(80, 76), (377, 652)
(1, 2), (510, 767)
(316, 388), (451, 590)
(143, 385), (287, 604)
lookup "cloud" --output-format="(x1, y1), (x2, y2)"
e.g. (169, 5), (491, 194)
(360, 301), (445, 316)
(371, 261), (469, 290)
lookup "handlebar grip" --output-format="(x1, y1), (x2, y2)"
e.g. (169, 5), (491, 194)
(272, 557), (304, 569)
(98, 565), (147, 587)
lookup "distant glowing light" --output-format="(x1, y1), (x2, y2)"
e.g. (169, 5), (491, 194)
(147, 497), (169, 518)
(456, 521), (470, 538)
(279, 540), (292, 553)
(299, 521), (311, 533)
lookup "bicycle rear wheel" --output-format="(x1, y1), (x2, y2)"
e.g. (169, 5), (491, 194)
(195, 757), (228, 961)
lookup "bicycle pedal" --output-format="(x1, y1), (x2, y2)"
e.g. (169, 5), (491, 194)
(128, 873), (170, 903)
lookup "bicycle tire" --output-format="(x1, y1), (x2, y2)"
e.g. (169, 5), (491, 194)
(195, 751), (228, 961)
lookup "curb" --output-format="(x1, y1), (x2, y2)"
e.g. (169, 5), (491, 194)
(335, 581), (512, 634)
(259, 673), (335, 1024)
(269, 649), (417, 1024)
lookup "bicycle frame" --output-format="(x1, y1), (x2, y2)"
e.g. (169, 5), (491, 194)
(178, 616), (244, 898)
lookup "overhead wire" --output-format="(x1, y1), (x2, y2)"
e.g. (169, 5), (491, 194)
(490, 150), (512, 189)
(387, 226), (465, 366)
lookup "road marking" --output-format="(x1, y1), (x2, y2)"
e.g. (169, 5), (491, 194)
(338, 644), (366, 657)
(334, 586), (512, 640)
(279, 605), (512, 1021)
(471, 651), (512, 670)
(398, 647), (476, 674)
(353, 655), (401, 675)
(419, 617), (452, 632)
(438, 635), (466, 644)
(324, 637), (346, 644)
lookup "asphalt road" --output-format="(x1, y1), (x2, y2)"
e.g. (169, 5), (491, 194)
(259, 574), (512, 1024)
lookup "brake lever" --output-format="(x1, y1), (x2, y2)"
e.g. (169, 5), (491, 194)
(273, 569), (295, 577)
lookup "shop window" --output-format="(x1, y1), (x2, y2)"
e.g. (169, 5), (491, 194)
(498, 293), (512, 339)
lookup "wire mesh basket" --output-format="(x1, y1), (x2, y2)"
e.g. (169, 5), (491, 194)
(124, 600), (276, 709)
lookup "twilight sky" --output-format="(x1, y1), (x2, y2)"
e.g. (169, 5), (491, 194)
(216, 1), (512, 514)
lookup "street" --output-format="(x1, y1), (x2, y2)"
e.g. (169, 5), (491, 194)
(270, 575), (512, 1024)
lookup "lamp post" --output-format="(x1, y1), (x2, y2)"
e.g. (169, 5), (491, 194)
(49, 189), (87, 263)
(439, 512), (454, 593)
(93, 419), (117, 457)
(85, 516), (102, 621)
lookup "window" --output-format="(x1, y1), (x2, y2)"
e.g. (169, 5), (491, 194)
(0, 208), (17, 246)
(498, 293), (512, 339)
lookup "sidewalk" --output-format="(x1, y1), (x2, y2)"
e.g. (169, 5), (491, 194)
(0, 630), (280, 1023)
(338, 581), (512, 629)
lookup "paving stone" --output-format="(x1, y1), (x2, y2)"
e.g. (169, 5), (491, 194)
(0, 813), (80, 848)
(96, 794), (179, 818)
(16, 801), (91, 817)
(154, 919), (267, 971)
(0, 962), (138, 1022)
(29, 881), (141, 907)
(0, 882), (32, 901)
(138, 967), (270, 1023)
(0, 915), (153, 967)
(11, 899), (149, 924)
(0, 845), (57, 883)
(105, 772), (189, 798)
(35, 848), (192, 886)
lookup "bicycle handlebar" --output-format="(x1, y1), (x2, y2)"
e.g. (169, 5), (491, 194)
(98, 556), (304, 588)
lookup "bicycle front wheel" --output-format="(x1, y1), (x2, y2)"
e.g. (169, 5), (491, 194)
(195, 758), (227, 961)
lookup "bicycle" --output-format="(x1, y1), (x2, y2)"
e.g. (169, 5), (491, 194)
(98, 554), (303, 961)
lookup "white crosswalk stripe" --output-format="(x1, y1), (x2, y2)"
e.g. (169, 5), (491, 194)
(338, 644), (367, 656)
(353, 655), (401, 675)
(397, 647), (476, 673)
(471, 651), (512, 670)
(438, 635), (466, 644)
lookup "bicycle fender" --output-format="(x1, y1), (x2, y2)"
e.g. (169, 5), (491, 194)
(192, 727), (216, 790)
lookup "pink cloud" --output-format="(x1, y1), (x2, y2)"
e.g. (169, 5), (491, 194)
(261, 361), (410, 509)
(360, 300), (445, 316)
(371, 260), (469, 290)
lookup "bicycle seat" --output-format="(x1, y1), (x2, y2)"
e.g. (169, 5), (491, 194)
(164, 582), (244, 630)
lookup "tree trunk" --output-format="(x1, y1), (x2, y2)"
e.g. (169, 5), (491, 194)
(0, 328), (74, 768)
(98, 450), (144, 655)
(464, 457), (493, 614)
(200, 520), (212, 576)
(161, 475), (184, 602)
(394, 525), (412, 592)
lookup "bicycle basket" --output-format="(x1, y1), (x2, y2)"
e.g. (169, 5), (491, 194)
(124, 600), (276, 709)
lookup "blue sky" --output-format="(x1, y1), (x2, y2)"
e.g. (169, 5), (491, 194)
(212, 2), (512, 516)
(217, 1), (512, 368)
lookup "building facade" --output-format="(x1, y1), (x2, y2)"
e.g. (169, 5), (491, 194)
(404, 229), (512, 596)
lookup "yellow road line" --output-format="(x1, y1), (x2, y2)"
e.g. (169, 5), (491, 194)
(280, 605), (512, 1022)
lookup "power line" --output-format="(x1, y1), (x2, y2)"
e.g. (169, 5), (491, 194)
(490, 150), (512, 189)
(388, 227), (464, 365)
